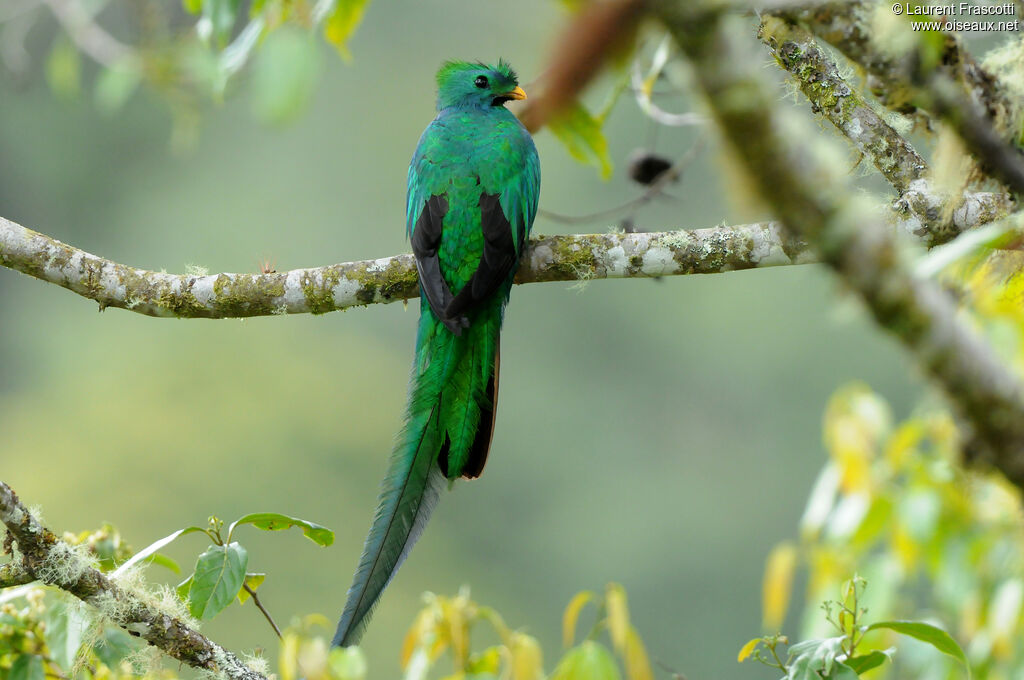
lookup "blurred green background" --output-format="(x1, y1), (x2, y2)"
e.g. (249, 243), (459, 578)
(0, 2), (925, 677)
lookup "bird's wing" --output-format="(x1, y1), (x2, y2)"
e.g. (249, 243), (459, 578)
(445, 148), (540, 319)
(410, 194), (458, 330)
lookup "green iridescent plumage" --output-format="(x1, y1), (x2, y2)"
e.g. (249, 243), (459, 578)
(333, 60), (540, 647)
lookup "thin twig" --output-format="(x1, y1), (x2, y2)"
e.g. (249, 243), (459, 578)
(41, 0), (131, 66)
(243, 584), (282, 639)
(539, 140), (704, 226)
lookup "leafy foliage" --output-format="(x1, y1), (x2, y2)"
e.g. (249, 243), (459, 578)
(0, 526), (159, 678)
(273, 584), (655, 680)
(741, 577), (967, 680)
(756, 379), (1024, 678)
(548, 103), (614, 180)
(7, 0), (663, 176)
(0, 511), (332, 678)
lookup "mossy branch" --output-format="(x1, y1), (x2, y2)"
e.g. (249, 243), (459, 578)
(760, 16), (928, 194)
(0, 201), (1010, 319)
(786, 0), (1015, 132)
(786, 1), (1024, 196)
(0, 481), (268, 680)
(661, 4), (1024, 486)
(759, 16), (1017, 244)
(0, 561), (33, 588)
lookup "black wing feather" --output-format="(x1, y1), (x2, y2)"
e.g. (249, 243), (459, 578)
(445, 192), (519, 320)
(411, 195), (464, 334)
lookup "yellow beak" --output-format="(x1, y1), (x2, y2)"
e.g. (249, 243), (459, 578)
(505, 86), (527, 101)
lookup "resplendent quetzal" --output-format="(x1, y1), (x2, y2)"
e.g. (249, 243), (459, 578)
(333, 60), (540, 647)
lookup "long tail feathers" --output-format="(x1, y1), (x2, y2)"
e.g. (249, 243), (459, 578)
(333, 318), (501, 647)
(332, 337), (454, 647)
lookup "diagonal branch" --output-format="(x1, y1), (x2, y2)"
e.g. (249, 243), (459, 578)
(925, 73), (1024, 196)
(785, 0), (1014, 132)
(661, 2), (1024, 485)
(759, 16), (928, 193)
(758, 17), (1016, 245)
(0, 481), (267, 680)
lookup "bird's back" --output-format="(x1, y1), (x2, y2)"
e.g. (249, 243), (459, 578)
(407, 107), (538, 300)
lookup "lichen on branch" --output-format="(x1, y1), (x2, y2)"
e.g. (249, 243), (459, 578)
(0, 481), (267, 680)
(0, 201), (1009, 320)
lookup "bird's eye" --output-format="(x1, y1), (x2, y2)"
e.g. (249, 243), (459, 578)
(474, 75), (489, 89)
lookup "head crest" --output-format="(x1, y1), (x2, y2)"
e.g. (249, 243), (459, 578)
(433, 59), (521, 110)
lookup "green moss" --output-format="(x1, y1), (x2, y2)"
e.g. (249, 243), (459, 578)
(155, 287), (207, 318)
(348, 257), (419, 306)
(80, 259), (103, 300)
(211, 274), (285, 318)
(300, 269), (341, 314)
(548, 239), (596, 280)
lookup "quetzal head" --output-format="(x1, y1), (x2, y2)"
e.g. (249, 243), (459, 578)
(435, 60), (527, 111)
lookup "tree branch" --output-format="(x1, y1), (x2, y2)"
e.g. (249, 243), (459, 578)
(0, 198), (1010, 319)
(759, 16), (928, 193)
(41, 0), (130, 67)
(925, 73), (1024, 197)
(786, 0), (1014, 133)
(758, 17), (1016, 245)
(786, 1), (1024, 197)
(661, 2), (1024, 485)
(0, 561), (33, 588)
(0, 481), (267, 680)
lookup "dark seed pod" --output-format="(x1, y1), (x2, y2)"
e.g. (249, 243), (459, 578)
(627, 150), (673, 186)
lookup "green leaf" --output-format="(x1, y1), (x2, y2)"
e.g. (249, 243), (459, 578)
(112, 526), (206, 578)
(92, 627), (138, 668)
(43, 600), (89, 671)
(218, 19), (265, 80)
(203, 0), (242, 45)
(182, 0), (202, 13)
(237, 572), (266, 603)
(187, 542), (248, 620)
(825, 662), (860, 679)
(229, 512), (334, 546)
(548, 102), (613, 179)
(94, 58), (142, 114)
(46, 39), (81, 101)
(846, 650), (892, 674)
(0, 611), (21, 627)
(9, 655), (45, 680)
(551, 641), (622, 680)
(322, 0), (369, 59)
(785, 637), (845, 680)
(176, 574), (193, 601)
(867, 621), (969, 677)
(328, 645), (368, 680)
(144, 552), (181, 573)
(250, 29), (321, 126)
